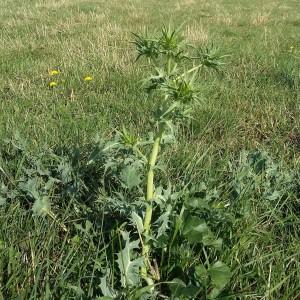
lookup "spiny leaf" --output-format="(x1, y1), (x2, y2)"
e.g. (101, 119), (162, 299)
(99, 269), (117, 298)
(32, 196), (50, 216)
(132, 32), (160, 61)
(155, 204), (172, 238)
(131, 212), (144, 234)
(116, 231), (144, 287)
(120, 165), (141, 190)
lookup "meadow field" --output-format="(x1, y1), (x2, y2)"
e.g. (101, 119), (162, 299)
(0, 0), (299, 299)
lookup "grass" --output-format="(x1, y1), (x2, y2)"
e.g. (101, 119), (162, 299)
(0, 0), (300, 299)
(1, 0), (299, 151)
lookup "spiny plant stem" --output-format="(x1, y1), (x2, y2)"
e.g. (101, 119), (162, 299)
(142, 125), (164, 280)
(144, 126), (164, 232)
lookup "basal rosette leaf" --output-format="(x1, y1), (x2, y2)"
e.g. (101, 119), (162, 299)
(182, 215), (209, 243)
(116, 231), (144, 287)
(32, 195), (51, 216)
(208, 261), (231, 299)
(120, 165), (142, 190)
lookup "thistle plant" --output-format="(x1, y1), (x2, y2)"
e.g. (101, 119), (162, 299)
(132, 25), (228, 286)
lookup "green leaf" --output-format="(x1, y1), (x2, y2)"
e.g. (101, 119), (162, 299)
(131, 284), (156, 299)
(182, 215), (209, 243)
(32, 196), (50, 216)
(202, 234), (223, 250)
(208, 261), (231, 289)
(44, 177), (59, 191)
(131, 212), (144, 234)
(195, 264), (207, 282)
(169, 278), (200, 298)
(116, 231), (144, 287)
(66, 284), (84, 296)
(168, 278), (186, 296)
(266, 190), (280, 201)
(120, 165), (141, 190)
(155, 204), (171, 238)
(99, 269), (116, 298)
(185, 197), (210, 209)
(208, 287), (222, 300)
(0, 195), (6, 206)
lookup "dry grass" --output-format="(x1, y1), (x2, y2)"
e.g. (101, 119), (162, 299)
(251, 13), (271, 26)
(184, 22), (208, 43)
(0, 0), (299, 150)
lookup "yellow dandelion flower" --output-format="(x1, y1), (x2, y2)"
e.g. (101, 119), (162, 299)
(50, 70), (60, 76)
(49, 81), (58, 87)
(290, 45), (294, 50)
(84, 75), (93, 81)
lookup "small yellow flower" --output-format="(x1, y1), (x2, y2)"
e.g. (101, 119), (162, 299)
(84, 75), (93, 81)
(290, 45), (294, 50)
(49, 81), (58, 87)
(50, 70), (60, 76)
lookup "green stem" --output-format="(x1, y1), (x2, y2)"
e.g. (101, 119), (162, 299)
(144, 126), (164, 232)
(141, 124), (165, 281)
(167, 55), (172, 74)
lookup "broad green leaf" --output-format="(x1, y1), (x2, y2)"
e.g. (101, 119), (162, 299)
(208, 261), (231, 289)
(99, 269), (116, 298)
(266, 190), (280, 201)
(202, 234), (223, 250)
(57, 160), (73, 184)
(169, 278), (200, 298)
(44, 177), (59, 191)
(131, 284), (156, 299)
(182, 216), (209, 243)
(208, 287), (222, 300)
(131, 212), (144, 234)
(32, 196), (50, 216)
(168, 278), (186, 296)
(116, 231), (144, 287)
(120, 165), (141, 190)
(18, 178), (39, 196)
(155, 204), (172, 238)
(195, 264), (207, 282)
(185, 197), (210, 209)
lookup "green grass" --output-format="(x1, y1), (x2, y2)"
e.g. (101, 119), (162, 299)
(1, 0), (299, 151)
(0, 0), (300, 299)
